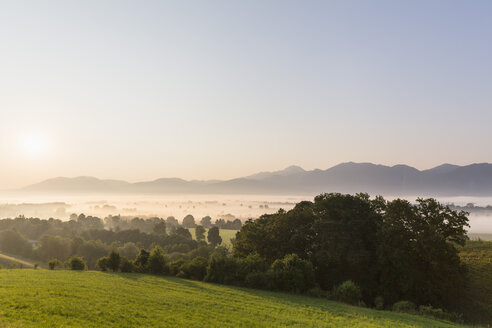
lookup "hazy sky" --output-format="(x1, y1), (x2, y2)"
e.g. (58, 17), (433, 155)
(1, 1), (491, 189)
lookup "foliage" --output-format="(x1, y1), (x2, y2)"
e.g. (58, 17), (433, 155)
(195, 225), (206, 242)
(153, 221), (167, 236)
(96, 257), (110, 271)
(374, 296), (385, 310)
(207, 227), (222, 247)
(392, 301), (417, 314)
(178, 256), (208, 280)
(182, 215), (196, 228)
(67, 256), (86, 270)
(48, 259), (62, 270)
(119, 257), (136, 273)
(270, 254), (315, 293)
(233, 193), (469, 312)
(108, 250), (121, 272)
(147, 246), (168, 275)
(0, 230), (32, 257)
(332, 281), (362, 305)
(458, 240), (492, 325)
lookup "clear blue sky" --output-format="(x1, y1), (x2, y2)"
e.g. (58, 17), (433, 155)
(0, 0), (491, 188)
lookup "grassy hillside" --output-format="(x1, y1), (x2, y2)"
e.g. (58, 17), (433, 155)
(0, 252), (35, 269)
(0, 270), (460, 327)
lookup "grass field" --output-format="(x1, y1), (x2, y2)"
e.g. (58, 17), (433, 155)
(0, 270), (462, 328)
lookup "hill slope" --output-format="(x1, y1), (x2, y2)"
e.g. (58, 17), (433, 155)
(21, 162), (492, 196)
(0, 270), (460, 327)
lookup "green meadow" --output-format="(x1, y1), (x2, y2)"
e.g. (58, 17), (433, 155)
(0, 270), (461, 328)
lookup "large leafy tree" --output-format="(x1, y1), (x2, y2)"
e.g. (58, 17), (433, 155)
(233, 193), (469, 311)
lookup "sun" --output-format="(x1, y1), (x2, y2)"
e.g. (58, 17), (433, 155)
(21, 135), (48, 157)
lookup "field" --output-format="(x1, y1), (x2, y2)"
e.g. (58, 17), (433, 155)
(0, 270), (461, 328)
(187, 228), (238, 247)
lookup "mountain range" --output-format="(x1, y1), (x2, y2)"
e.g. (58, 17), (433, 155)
(20, 162), (492, 196)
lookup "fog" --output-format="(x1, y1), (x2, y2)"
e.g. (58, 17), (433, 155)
(0, 193), (491, 233)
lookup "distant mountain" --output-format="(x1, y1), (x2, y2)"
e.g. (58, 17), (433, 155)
(23, 176), (131, 193)
(245, 165), (306, 180)
(21, 163), (492, 196)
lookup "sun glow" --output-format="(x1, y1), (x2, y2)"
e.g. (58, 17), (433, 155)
(21, 135), (48, 157)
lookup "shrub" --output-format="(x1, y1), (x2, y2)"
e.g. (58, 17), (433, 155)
(48, 259), (62, 270)
(374, 296), (384, 310)
(180, 257), (208, 280)
(96, 257), (110, 271)
(306, 286), (327, 298)
(169, 259), (186, 276)
(244, 271), (274, 290)
(204, 255), (239, 284)
(147, 246), (168, 275)
(271, 254), (315, 293)
(34, 263), (39, 270)
(418, 305), (462, 322)
(333, 280), (362, 305)
(119, 257), (136, 273)
(392, 300), (417, 314)
(68, 256), (87, 270)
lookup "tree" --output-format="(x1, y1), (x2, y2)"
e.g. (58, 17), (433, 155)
(174, 227), (192, 240)
(134, 249), (150, 272)
(37, 235), (72, 261)
(48, 259), (62, 270)
(119, 242), (139, 261)
(108, 250), (121, 272)
(147, 246), (167, 275)
(232, 193), (469, 312)
(68, 256), (86, 270)
(207, 227), (222, 247)
(0, 230), (32, 257)
(153, 221), (167, 236)
(200, 216), (212, 228)
(195, 225), (206, 242)
(182, 215), (196, 228)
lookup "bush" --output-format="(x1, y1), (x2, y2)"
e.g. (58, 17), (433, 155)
(392, 300), (417, 314)
(147, 246), (168, 275)
(180, 257), (208, 280)
(119, 257), (136, 273)
(306, 286), (327, 298)
(333, 280), (362, 305)
(169, 259), (186, 276)
(96, 257), (110, 271)
(68, 256), (86, 270)
(204, 255), (239, 284)
(271, 254), (315, 293)
(374, 296), (384, 310)
(48, 259), (62, 270)
(244, 271), (273, 290)
(418, 305), (462, 322)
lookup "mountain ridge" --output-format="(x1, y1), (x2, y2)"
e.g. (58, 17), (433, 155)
(21, 163), (492, 196)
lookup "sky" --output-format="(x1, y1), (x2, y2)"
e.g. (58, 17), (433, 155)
(0, 0), (491, 189)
